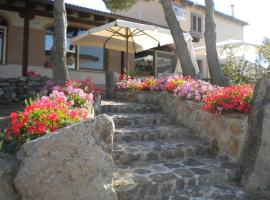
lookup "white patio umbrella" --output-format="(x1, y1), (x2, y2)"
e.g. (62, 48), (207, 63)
(71, 19), (176, 72)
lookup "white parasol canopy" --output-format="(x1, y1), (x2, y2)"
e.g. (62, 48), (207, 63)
(71, 19), (176, 53)
(71, 19), (199, 74)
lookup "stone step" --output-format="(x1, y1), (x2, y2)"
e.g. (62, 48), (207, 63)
(101, 100), (160, 114)
(114, 126), (194, 143)
(167, 185), (245, 200)
(113, 158), (240, 200)
(110, 113), (174, 128)
(113, 139), (213, 165)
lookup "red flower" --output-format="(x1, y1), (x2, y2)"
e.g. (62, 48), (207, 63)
(203, 84), (253, 114)
(48, 113), (58, 121)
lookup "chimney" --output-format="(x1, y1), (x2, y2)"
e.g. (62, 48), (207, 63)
(231, 4), (235, 17)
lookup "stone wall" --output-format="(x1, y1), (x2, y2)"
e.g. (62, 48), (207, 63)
(115, 90), (248, 162)
(0, 76), (51, 104)
(0, 114), (116, 200)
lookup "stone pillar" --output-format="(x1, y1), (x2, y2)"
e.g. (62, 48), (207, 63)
(240, 78), (270, 191)
(106, 70), (119, 100)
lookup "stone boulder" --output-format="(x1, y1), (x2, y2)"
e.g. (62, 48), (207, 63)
(14, 114), (117, 200)
(240, 78), (270, 191)
(0, 153), (20, 200)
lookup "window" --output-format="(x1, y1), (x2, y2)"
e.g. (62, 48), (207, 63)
(45, 27), (85, 51)
(173, 4), (186, 20)
(45, 27), (54, 51)
(197, 59), (204, 79)
(156, 51), (175, 77)
(135, 51), (154, 76)
(45, 27), (94, 69)
(191, 13), (203, 34)
(0, 16), (7, 64)
(79, 46), (104, 70)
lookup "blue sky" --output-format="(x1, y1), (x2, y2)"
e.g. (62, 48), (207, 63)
(65, 0), (270, 44)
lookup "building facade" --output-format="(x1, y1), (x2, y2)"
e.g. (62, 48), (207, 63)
(0, 0), (248, 89)
(0, 0), (145, 87)
(117, 0), (248, 79)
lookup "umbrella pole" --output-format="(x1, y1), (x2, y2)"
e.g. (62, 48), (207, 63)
(125, 28), (129, 73)
(121, 52), (125, 74)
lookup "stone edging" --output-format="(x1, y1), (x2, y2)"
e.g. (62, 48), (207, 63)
(0, 76), (51, 104)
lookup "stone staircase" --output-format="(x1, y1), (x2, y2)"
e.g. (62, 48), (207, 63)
(102, 100), (245, 200)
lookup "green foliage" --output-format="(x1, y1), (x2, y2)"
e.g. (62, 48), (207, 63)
(220, 44), (265, 84)
(257, 37), (270, 78)
(0, 130), (37, 154)
(103, 0), (136, 11)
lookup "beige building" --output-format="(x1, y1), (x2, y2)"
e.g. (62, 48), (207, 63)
(0, 0), (146, 88)
(117, 0), (248, 79)
(0, 0), (248, 90)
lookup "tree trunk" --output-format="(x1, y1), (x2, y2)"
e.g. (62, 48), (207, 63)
(52, 0), (69, 86)
(160, 0), (196, 78)
(204, 0), (229, 86)
(267, 65), (270, 79)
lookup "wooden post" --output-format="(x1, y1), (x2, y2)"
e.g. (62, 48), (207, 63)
(153, 50), (156, 77)
(19, 10), (34, 76)
(22, 16), (29, 75)
(75, 45), (79, 70)
(121, 51), (124, 74)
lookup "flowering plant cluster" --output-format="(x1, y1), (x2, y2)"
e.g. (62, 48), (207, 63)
(116, 74), (144, 90)
(64, 77), (101, 99)
(164, 76), (186, 92)
(116, 75), (254, 114)
(52, 85), (93, 108)
(202, 84), (253, 114)
(117, 75), (220, 101)
(173, 79), (220, 101)
(116, 74), (186, 91)
(1, 78), (98, 153)
(23, 71), (40, 77)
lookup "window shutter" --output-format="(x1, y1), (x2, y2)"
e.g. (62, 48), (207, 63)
(192, 15), (197, 32)
(198, 17), (202, 33)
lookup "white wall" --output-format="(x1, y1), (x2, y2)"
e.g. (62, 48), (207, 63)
(0, 65), (106, 86)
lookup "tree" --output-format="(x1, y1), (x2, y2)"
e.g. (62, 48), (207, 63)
(257, 37), (270, 78)
(220, 44), (265, 84)
(204, 0), (229, 86)
(51, 0), (70, 86)
(160, 0), (196, 78)
(103, 0), (136, 11)
(103, 0), (197, 78)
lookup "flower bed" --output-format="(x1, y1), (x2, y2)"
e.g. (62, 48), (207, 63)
(1, 77), (101, 153)
(116, 75), (254, 114)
